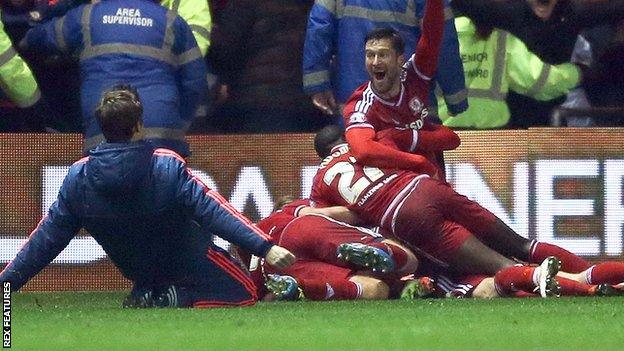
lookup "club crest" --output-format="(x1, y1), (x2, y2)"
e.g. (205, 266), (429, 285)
(408, 97), (423, 115)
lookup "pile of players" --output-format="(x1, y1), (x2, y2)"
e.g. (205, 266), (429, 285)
(249, 0), (624, 302)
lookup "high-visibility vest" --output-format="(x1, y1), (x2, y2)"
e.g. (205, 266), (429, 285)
(438, 16), (581, 129)
(0, 18), (40, 108)
(160, 0), (211, 56)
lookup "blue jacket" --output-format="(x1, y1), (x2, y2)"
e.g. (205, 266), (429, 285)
(302, 0), (468, 116)
(22, 0), (207, 156)
(0, 141), (273, 291)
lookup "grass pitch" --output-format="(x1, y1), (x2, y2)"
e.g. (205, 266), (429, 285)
(10, 292), (624, 350)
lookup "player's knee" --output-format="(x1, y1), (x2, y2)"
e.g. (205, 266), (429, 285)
(362, 280), (390, 300)
(350, 275), (390, 300)
(471, 277), (499, 299)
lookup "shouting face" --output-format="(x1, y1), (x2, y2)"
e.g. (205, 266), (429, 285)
(365, 38), (405, 99)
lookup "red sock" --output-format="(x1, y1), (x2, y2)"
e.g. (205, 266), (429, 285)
(369, 242), (409, 270)
(494, 266), (536, 296)
(587, 262), (624, 285)
(529, 241), (591, 272)
(557, 277), (594, 296)
(299, 278), (360, 300)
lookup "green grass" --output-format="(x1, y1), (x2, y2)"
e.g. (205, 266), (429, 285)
(10, 292), (624, 350)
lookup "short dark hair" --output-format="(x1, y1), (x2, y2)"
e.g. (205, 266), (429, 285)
(314, 125), (345, 159)
(365, 27), (405, 55)
(95, 85), (143, 143)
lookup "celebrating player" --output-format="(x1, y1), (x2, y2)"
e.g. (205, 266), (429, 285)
(341, 0), (448, 177)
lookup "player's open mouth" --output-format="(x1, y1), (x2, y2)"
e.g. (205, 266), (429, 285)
(374, 72), (386, 80)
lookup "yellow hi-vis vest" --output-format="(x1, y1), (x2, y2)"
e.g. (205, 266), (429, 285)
(438, 16), (581, 129)
(161, 0), (212, 56)
(0, 19), (40, 108)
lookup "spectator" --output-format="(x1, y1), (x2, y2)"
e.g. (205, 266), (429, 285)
(303, 0), (468, 123)
(0, 85), (296, 308)
(0, 13), (42, 132)
(436, 16), (582, 129)
(451, 0), (624, 64)
(19, 0), (207, 157)
(207, 0), (328, 133)
(160, 0), (211, 56)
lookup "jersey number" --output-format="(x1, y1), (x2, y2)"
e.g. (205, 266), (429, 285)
(323, 161), (384, 204)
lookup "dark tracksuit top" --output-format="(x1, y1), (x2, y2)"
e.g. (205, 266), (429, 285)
(0, 141), (273, 305)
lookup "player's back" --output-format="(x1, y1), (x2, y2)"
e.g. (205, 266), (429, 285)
(65, 142), (206, 285)
(311, 144), (426, 228)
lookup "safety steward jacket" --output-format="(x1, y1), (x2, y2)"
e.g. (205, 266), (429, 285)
(438, 17), (581, 129)
(302, 0), (468, 116)
(160, 0), (211, 56)
(0, 18), (40, 108)
(21, 0), (207, 156)
(0, 141), (273, 291)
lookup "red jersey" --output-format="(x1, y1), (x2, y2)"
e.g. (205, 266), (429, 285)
(344, 54), (433, 133)
(310, 144), (428, 229)
(342, 0), (443, 133)
(256, 199), (310, 244)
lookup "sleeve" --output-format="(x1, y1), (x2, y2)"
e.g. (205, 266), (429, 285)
(375, 122), (460, 153)
(164, 0), (212, 56)
(413, 0), (445, 80)
(0, 182), (80, 291)
(206, 0), (254, 84)
(506, 34), (581, 101)
(281, 199), (311, 217)
(21, 5), (84, 54)
(174, 162), (274, 258)
(173, 16), (208, 122)
(309, 174), (333, 208)
(302, 0), (338, 95)
(345, 127), (438, 176)
(0, 23), (41, 108)
(427, 0), (468, 115)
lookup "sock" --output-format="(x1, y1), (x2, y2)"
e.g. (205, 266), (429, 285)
(557, 277), (594, 296)
(494, 265), (536, 296)
(585, 262), (624, 285)
(299, 278), (360, 301)
(369, 242), (409, 271)
(529, 241), (591, 273)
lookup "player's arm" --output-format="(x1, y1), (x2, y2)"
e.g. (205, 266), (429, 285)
(299, 206), (363, 225)
(413, 0), (445, 79)
(173, 159), (294, 267)
(346, 126), (438, 176)
(0, 182), (80, 291)
(375, 122), (460, 153)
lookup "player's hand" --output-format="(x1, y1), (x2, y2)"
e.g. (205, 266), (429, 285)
(311, 90), (338, 115)
(265, 246), (296, 269)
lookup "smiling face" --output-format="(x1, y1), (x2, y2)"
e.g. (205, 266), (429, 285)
(365, 38), (405, 99)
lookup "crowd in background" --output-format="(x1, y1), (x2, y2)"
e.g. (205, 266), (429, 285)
(0, 0), (623, 134)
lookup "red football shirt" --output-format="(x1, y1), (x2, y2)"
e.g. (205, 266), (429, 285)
(310, 144), (428, 229)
